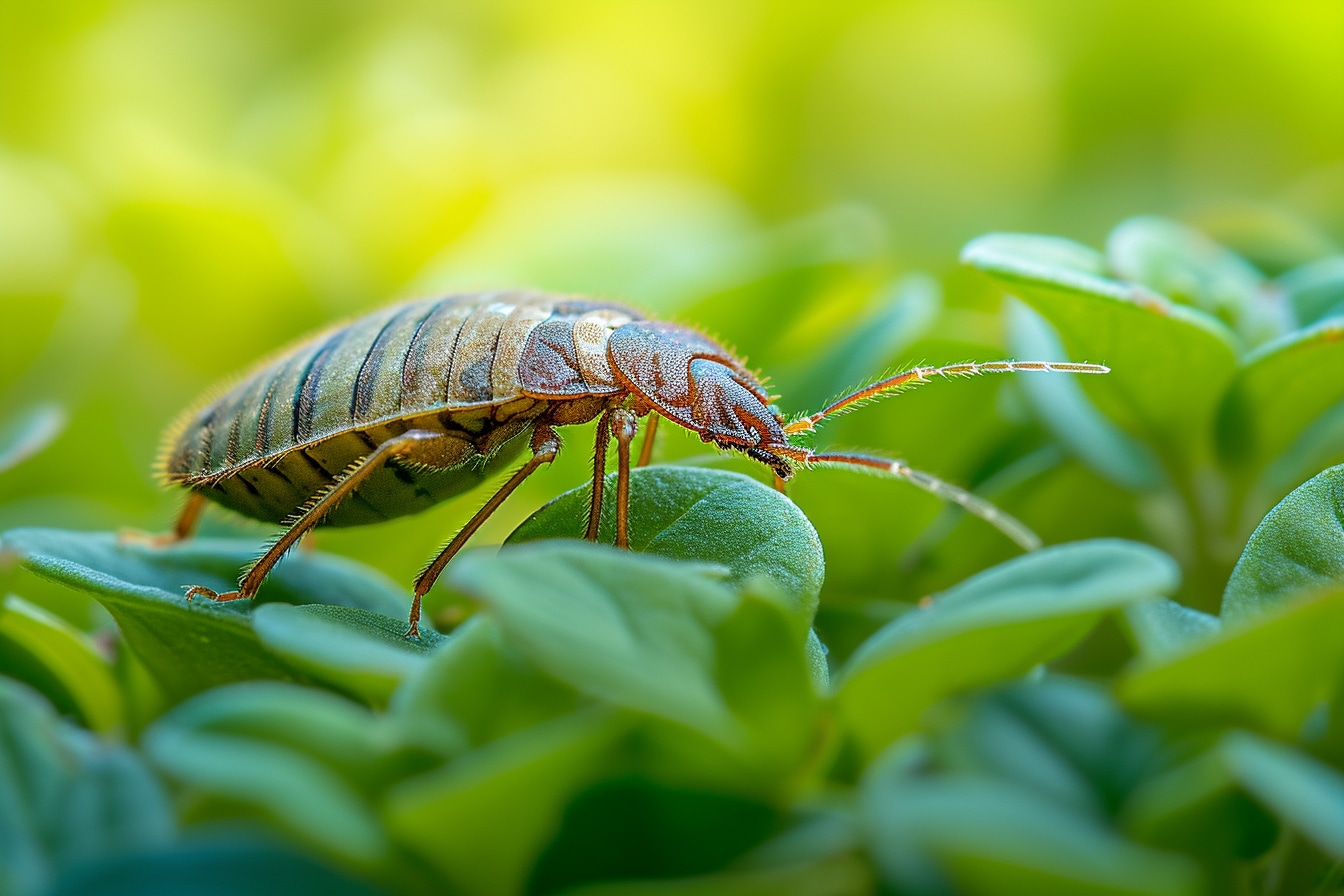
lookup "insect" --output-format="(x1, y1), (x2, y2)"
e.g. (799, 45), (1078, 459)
(156, 291), (1108, 637)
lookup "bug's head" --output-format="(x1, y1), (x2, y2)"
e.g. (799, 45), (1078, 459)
(608, 321), (798, 480)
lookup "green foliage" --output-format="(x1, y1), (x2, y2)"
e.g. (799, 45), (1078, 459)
(5, 206), (1344, 894)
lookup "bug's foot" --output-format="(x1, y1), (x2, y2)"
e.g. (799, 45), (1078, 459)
(403, 620), (421, 641)
(183, 585), (244, 603)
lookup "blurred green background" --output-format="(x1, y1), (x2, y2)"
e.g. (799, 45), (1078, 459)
(2, 0), (1342, 632)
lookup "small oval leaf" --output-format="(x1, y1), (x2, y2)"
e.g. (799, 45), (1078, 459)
(838, 540), (1179, 757)
(508, 466), (824, 624)
(1222, 464), (1344, 621)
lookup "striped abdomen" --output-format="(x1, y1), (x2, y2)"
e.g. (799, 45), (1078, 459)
(160, 292), (641, 526)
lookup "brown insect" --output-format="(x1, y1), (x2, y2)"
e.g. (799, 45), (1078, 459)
(156, 291), (1108, 637)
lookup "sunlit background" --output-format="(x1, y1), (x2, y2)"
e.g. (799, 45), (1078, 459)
(3, 0), (1342, 638)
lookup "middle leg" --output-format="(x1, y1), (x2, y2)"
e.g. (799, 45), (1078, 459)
(408, 424), (562, 638)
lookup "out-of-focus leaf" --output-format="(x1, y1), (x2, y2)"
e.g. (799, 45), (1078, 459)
(390, 615), (578, 750)
(384, 707), (625, 896)
(529, 776), (781, 891)
(1278, 256), (1344, 326)
(860, 752), (1199, 896)
(1006, 301), (1163, 490)
(1106, 215), (1285, 346)
(552, 854), (874, 896)
(52, 748), (176, 871)
(1123, 747), (1277, 862)
(0, 680), (70, 896)
(0, 403), (65, 475)
(508, 467), (824, 624)
(447, 542), (740, 743)
(251, 604), (443, 706)
(930, 677), (1165, 820)
(837, 540), (1179, 757)
(964, 233), (1239, 464)
(786, 272), (941, 413)
(1120, 585), (1344, 738)
(1125, 731), (1344, 863)
(0, 528), (409, 699)
(46, 839), (387, 896)
(153, 681), (443, 794)
(1216, 324), (1344, 475)
(143, 717), (388, 865)
(1220, 731), (1344, 860)
(1124, 598), (1220, 660)
(1221, 464), (1344, 621)
(0, 595), (123, 731)
(0, 680), (175, 896)
(702, 588), (823, 783)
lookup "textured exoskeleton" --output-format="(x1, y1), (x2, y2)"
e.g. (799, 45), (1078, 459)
(159, 291), (1108, 636)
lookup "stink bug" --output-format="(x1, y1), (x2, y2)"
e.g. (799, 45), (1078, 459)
(156, 292), (1108, 636)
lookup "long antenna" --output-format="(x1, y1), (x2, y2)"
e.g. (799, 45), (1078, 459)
(785, 360), (1109, 435)
(803, 450), (1042, 551)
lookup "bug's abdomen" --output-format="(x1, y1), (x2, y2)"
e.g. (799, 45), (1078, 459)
(160, 292), (639, 526)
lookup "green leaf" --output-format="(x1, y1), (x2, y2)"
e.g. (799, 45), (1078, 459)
(1221, 464), (1344, 621)
(251, 604), (444, 706)
(507, 467), (824, 624)
(860, 754), (1199, 896)
(0, 595), (123, 732)
(837, 540), (1179, 757)
(529, 777), (781, 890)
(447, 542), (741, 743)
(549, 854), (874, 896)
(1123, 598), (1220, 660)
(0, 403), (65, 475)
(52, 748), (176, 871)
(1216, 323), (1344, 475)
(1006, 301), (1164, 490)
(0, 679), (175, 896)
(1220, 731), (1344, 860)
(1119, 585), (1344, 738)
(1106, 215), (1284, 346)
(0, 680), (70, 896)
(1278, 256), (1344, 326)
(384, 707), (626, 896)
(0, 528), (409, 699)
(1123, 746), (1278, 862)
(143, 714), (389, 865)
(46, 840), (386, 896)
(964, 233), (1239, 464)
(929, 677), (1165, 820)
(390, 614), (578, 749)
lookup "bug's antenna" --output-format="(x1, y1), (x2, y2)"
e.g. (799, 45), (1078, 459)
(784, 360), (1109, 435)
(798, 449), (1043, 551)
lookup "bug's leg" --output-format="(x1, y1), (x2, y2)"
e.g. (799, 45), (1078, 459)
(120, 491), (207, 548)
(611, 408), (638, 549)
(772, 474), (788, 494)
(409, 425), (562, 639)
(184, 430), (452, 605)
(636, 413), (659, 468)
(586, 410), (613, 541)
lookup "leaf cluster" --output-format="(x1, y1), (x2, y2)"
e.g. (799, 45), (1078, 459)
(3, 217), (1344, 894)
